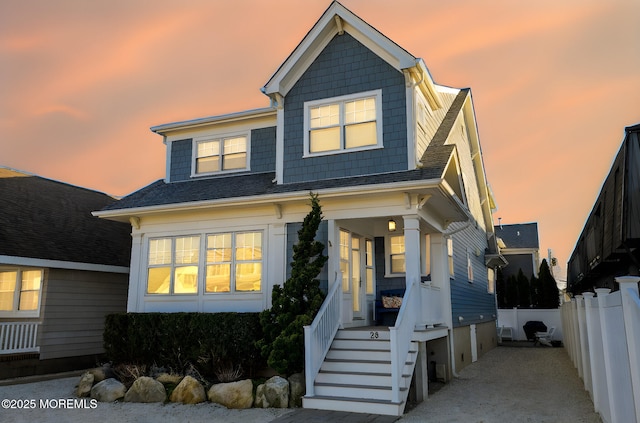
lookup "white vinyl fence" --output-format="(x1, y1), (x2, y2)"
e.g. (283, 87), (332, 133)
(562, 276), (640, 423)
(497, 308), (563, 341)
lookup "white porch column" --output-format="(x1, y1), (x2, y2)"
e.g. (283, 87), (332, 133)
(267, 223), (286, 309)
(127, 232), (144, 312)
(403, 215), (421, 288)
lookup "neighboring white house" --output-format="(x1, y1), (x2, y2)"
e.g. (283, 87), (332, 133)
(96, 1), (504, 415)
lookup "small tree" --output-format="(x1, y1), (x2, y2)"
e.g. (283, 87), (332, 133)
(258, 193), (328, 375)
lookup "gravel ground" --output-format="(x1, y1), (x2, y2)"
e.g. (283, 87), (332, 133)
(0, 346), (601, 423)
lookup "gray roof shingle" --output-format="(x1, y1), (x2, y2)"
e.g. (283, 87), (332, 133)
(0, 167), (131, 267)
(494, 223), (539, 249)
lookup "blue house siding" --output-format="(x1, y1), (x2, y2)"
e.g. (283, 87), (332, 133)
(283, 33), (407, 184)
(250, 126), (277, 173)
(449, 225), (496, 327)
(169, 139), (192, 182)
(285, 221), (329, 293)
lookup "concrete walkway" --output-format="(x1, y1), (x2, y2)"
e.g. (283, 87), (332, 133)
(281, 345), (601, 423)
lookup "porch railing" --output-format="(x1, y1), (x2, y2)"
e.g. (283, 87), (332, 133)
(562, 276), (639, 423)
(389, 277), (420, 403)
(0, 322), (40, 354)
(304, 273), (343, 397)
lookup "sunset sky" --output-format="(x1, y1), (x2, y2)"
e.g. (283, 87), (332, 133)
(2, 0), (639, 280)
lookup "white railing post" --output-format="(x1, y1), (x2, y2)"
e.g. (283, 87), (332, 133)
(616, 276), (640, 422)
(390, 277), (419, 404)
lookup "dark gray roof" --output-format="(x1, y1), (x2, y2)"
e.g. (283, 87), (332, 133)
(494, 223), (539, 249)
(0, 167), (131, 267)
(102, 167), (447, 212)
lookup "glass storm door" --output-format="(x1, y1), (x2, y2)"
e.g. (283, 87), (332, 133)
(340, 230), (371, 321)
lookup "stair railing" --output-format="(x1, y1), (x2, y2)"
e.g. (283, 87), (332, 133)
(389, 277), (419, 403)
(304, 273), (343, 397)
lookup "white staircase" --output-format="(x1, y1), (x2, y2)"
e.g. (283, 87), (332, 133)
(303, 327), (418, 416)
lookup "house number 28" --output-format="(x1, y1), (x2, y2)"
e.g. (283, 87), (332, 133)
(370, 331), (379, 339)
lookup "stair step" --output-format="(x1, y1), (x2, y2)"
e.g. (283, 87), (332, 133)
(326, 348), (391, 361)
(335, 329), (391, 341)
(332, 339), (391, 350)
(316, 370), (412, 388)
(314, 383), (407, 401)
(303, 395), (405, 416)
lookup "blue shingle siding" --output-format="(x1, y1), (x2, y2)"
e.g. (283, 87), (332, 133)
(250, 126), (277, 173)
(169, 139), (193, 182)
(285, 221), (329, 293)
(283, 33), (407, 184)
(448, 223), (496, 327)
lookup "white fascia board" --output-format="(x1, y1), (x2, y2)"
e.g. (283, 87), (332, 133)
(0, 255), (129, 274)
(151, 107), (276, 136)
(94, 177), (446, 220)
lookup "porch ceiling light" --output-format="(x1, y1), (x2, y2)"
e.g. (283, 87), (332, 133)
(388, 219), (397, 232)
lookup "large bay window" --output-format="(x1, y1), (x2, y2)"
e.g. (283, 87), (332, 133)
(0, 268), (43, 315)
(146, 231), (262, 295)
(194, 134), (248, 175)
(304, 90), (382, 156)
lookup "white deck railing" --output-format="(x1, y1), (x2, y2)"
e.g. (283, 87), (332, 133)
(562, 276), (639, 423)
(389, 277), (420, 403)
(304, 273), (343, 397)
(0, 322), (40, 354)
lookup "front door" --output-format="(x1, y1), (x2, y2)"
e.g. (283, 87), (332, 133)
(340, 230), (374, 322)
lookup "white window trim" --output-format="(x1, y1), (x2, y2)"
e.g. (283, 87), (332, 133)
(205, 230), (263, 294)
(303, 89), (383, 158)
(146, 235), (201, 296)
(467, 248), (474, 283)
(0, 267), (43, 318)
(191, 131), (251, 177)
(384, 234), (432, 278)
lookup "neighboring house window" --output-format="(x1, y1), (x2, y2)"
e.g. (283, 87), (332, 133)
(0, 268), (43, 315)
(194, 134), (248, 175)
(206, 231), (262, 293)
(385, 234), (432, 276)
(487, 268), (495, 294)
(447, 238), (455, 277)
(304, 90), (382, 156)
(147, 236), (200, 294)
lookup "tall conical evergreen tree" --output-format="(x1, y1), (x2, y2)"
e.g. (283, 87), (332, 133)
(516, 269), (531, 308)
(258, 193), (328, 375)
(538, 259), (559, 308)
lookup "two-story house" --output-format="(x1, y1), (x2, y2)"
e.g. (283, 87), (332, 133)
(96, 1), (503, 415)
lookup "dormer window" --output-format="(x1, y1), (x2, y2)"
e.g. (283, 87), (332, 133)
(304, 90), (382, 156)
(194, 134), (248, 175)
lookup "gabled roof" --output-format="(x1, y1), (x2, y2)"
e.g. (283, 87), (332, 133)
(262, 1), (442, 109)
(0, 167), (131, 268)
(494, 223), (540, 250)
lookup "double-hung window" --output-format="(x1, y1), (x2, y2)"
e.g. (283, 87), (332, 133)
(304, 90), (382, 156)
(385, 234), (432, 277)
(0, 268), (43, 316)
(205, 231), (262, 293)
(194, 134), (248, 175)
(147, 236), (200, 294)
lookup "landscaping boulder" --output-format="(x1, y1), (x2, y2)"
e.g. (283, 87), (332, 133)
(170, 375), (206, 404)
(87, 365), (114, 383)
(207, 379), (253, 409)
(124, 376), (167, 403)
(254, 383), (266, 408)
(91, 378), (126, 402)
(264, 376), (289, 408)
(75, 372), (94, 397)
(156, 373), (183, 385)
(288, 373), (305, 408)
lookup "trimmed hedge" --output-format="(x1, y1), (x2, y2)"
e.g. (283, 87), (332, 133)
(104, 312), (265, 379)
